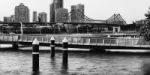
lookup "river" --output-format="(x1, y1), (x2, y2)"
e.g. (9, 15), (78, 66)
(0, 45), (150, 75)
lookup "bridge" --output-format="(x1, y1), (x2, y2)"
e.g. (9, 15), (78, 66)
(0, 11), (140, 51)
(0, 10), (130, 34)
(0, 34), (150, 52)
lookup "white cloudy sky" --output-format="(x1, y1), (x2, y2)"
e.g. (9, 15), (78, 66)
(0, 0), (150, 23)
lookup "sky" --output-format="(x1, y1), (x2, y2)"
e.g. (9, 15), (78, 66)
(0, 0), (150, 24)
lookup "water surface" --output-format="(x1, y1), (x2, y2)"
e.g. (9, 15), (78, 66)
(0, 49), (149, 75)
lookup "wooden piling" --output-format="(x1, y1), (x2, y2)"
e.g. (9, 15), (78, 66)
(62, 37), (68, 66)
(32, 38), (39, 72)
(50, 36), (55, 58)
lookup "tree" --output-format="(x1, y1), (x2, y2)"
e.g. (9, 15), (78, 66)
(140, 24), (150, 41)
(145, 7), (150, 20)
(140, 7), (150, 41)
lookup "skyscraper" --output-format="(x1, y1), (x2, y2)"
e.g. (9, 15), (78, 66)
(33, 11), (37, 22)
(71, 4), (85, 22)
(55, 8), (68, 22)
(3, 15), (15, 23)
(15, 3), (30, 22)
(10, 15), (15, 22)
(54, 0), (63, 9)
(50, 0), (63, 22)
(50, 3), (55, 22)
(38, 12), (47, 23)
(4, 17), (12, 23)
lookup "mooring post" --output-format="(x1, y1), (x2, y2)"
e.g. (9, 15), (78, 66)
(62, 37), (68, 66)
(50, 36), (55, 58)
(32, 38), (39, 72)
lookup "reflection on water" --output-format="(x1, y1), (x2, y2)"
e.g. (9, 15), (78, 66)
(32, 72), (40, 75)
(107, 49), (150, 53)
(141, 61), (150, 75)
(0, 49), (150, 75)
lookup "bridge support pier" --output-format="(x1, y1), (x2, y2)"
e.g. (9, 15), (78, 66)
(113, 27), (120, 33)
(12, 42), (18, 50)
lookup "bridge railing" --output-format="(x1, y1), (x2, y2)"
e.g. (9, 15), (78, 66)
(0, 34), (18, 42)
(0, 34), (150, 48)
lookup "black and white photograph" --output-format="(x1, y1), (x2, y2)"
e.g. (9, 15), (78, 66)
(0, 0), (150, 75)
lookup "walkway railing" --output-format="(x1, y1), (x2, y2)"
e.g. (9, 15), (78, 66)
(0, 34), (149, 48)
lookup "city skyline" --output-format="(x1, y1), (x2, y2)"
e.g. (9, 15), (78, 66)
(0, 0), (150, 23)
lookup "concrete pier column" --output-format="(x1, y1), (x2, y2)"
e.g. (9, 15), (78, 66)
(62, 37), (68, 66)
(32, 38), (39, 72)
(113, 27), (120, 33)
(50, 36), (55, 58)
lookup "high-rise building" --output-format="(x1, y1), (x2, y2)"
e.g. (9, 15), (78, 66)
(10, 15), (15, 22)
(3, 15), (15, 22)
(50, 0), (63, 22)
(15, 3), (30, 22)
(4, 17), (11, 23)
(38, 12), (47, 23)
(50, 3), (55, 22)
(71, 4), (85, 22)
(33, 11), (37, 22)
(55, 8), (68, 22)
(54, 0), (63, 9)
